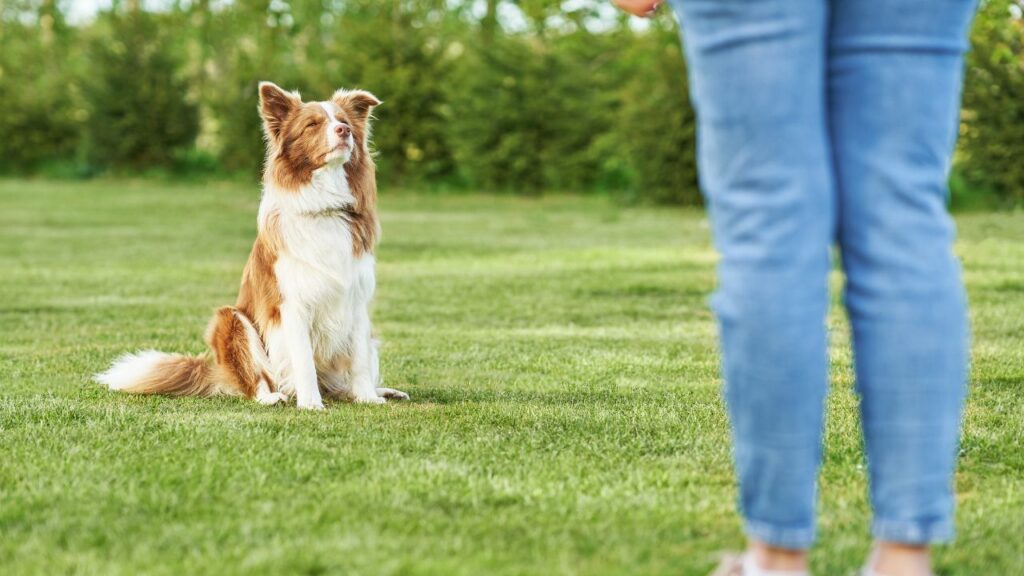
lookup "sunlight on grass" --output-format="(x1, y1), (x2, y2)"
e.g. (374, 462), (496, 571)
(1, 179), (1021, 575)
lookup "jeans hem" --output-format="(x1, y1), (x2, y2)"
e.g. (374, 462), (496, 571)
(744, 519), (816, 550)
(872, 519), (955, 545)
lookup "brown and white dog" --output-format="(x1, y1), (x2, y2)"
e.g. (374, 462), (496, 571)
(95, 82), (407, 409)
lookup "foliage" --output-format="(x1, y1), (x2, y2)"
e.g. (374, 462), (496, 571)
(0, 2), (82, 172)
(0, 1), (1020, 205)
(448, 33), (560, 193)
(960, 0), (1024, 205)
(330, 0), (459, 185)
(2, 180), (1023, 573)
(618, 17), (699, 205)
(82, 9), (199, 170)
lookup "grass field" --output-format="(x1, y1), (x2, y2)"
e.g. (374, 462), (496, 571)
(1, 179), (1022, 575)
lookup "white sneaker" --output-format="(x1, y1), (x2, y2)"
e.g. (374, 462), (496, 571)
(742, 554), (811, 576)
(708, 554), (811, 576)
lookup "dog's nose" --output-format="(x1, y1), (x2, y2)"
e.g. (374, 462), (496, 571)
(335, 124), (351, 138)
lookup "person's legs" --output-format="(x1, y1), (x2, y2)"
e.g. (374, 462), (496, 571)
(827, 0), (976, 572)
(668, 0), (834, 561)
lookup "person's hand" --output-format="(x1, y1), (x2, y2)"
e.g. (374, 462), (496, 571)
(611, 0), (661, 18)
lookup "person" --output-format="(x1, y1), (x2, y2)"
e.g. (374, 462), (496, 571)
(611, 1), (977, 575)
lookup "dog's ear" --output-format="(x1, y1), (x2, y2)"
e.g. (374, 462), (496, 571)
(258, 81), (301, 141)
(332, 89), (381, 123)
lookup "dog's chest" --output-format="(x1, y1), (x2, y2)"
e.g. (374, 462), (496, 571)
(272, 212), (375, 363)
(305, 245), (375, 363)
(262, 167), (376, 361)
(278, 217), (375, 323)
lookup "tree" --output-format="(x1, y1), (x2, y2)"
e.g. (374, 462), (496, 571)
(83, 8), (199, 169)
(618, 16), (699, 204)
(0, 0), (82, 173)
(959, 0), (1024, 204)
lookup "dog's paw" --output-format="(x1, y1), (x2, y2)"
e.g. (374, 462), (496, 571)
(296, 399), (326, 410)
(256, 391), (288, 406)
(376, 387), (410, 402)
(354, 394), (386, 405)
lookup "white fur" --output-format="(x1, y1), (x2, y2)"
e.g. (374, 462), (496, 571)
(94, 350), (168, 390)
(259, 160), (383, 409)
(95, 88), (391, 409)
(236, 309), (283, 405)
(319, 102), (356, 164)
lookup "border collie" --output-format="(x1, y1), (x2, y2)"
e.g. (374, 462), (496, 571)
(95, 82), (407, 409)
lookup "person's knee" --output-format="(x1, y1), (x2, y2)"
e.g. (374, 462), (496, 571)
(842, 238), (964, 316)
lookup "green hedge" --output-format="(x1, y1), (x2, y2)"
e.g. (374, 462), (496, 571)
(0, 1), (1019, 206)
(959, 0), (1024, 206)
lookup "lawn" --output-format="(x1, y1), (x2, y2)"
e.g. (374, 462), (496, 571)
(1, 179), (1021, 575)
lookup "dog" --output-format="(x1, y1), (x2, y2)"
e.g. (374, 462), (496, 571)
(95, 82), (407, 409)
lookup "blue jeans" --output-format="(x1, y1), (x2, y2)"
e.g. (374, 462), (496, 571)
(667, 0), (975, 549)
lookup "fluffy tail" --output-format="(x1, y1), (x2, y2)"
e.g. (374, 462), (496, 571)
(94, 350), (223, 397)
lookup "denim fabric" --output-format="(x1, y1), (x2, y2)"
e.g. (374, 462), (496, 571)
(667, 0), (975, 549)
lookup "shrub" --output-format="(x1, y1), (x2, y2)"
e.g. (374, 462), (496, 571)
(958, 0), (1024, 205)
(448, 34), (557, 194)
(617, 17), (700, 205)
(83, 10), (199, 170)
(0, 8), (82, 173)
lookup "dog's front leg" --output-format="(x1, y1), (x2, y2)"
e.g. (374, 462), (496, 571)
(369, 338), (409, 401)
(348, 317), (384, 404)
(350, 317), (408, 403)
(281, 304), (323, 410)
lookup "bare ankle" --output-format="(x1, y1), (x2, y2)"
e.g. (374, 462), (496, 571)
(748, 539), (809, 571)
(870, 541), (932, 576)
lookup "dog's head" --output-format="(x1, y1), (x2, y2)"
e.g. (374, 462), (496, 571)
(258, 81), (381, 189)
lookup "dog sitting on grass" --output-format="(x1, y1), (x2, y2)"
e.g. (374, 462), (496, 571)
(95, 82), (407, 409)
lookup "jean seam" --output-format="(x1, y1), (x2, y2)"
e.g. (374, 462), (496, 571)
(744, 518), (816, 550)
(872, 518), (956, 545)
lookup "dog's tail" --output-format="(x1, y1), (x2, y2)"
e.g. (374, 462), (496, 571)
(94, 350), (225, 397)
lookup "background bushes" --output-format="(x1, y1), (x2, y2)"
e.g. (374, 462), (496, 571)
(0, 0), (1020, 205)
(0, 1), (82, 174)
(83, 10), (199, 170)
(959, 0), (1024, 206)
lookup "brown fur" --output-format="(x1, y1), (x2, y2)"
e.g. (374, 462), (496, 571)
(260, 84), (382, 256)
(335, 90), (382, 256)
(236, 211), (283, 331)
(330, 353), (353, 374)
(341, 161), (379, 256)
(116, 354), (219, 397)
(204, 306), (271, 398)
(319, 353), (356, 401)
(267, 103), (332, 190)
(111, 307), (271, 399)
(101, 83), (383, 402)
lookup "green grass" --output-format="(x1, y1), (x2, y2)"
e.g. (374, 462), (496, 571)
(1, 179), (1022, 575)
